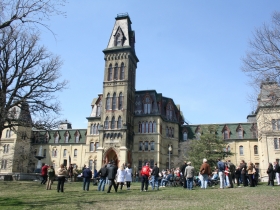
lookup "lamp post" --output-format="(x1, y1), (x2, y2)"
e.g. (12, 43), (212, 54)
(168, 145), (172, 169)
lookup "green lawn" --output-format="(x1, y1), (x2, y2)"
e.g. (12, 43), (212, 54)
(0, 181), (279, 210)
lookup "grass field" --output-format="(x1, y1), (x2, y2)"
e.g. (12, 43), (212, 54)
(0, 181), (279, 210)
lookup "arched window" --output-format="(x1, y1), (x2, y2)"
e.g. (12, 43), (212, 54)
(239, 146), (244, 155)
(75, 131), (80, 143)
(224, 130), (229, 140)
(114, 63), (118, 80)
(93, 124), (97, 134)
(120, 63), (125, 80)
(254, 145), (258, 155)
(90, 142), (94, 152)
(106, 93), (111, 110)
(54, 132), (59, 143)
(65, 131), (69, 143)
(119, 92), (123, 109)
(112, 93), (117, 110)
(63, 149), (67, 157)
(74, 149), (77, 157)
(105, 117), (109, 129)
(138, 122), (142, 133)
(183, 132), (188, 141)
(142, 121), (145, 133)
(111, 116), (115, 129)
(153, 121), (156, 133)
(108, 64), (113, 81)
(90, 124), (94, 134)
(115, 33), (123, 46)
(117, 116), (122, 129)
(96, 124), (100, 135)
(149, 121), (152, 133)
(144, 97), (151, 114)
(145, 121), (149, 133)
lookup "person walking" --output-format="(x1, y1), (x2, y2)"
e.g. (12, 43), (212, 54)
(97, 164), (107, 191)
(184, 162), (195, 190)
(140, 162), (151, 192)
(106, 161), (118, 193)
(199, 158), (211, 189)
(116, 165), (126, 191)
(217, 158), (225, 189)
(46, 165), (55, 190)
(151, 163), (160, 190)
(82, 165), (92, 191)
(41, 163), (48, 185)
(125, 163), (133, 190)
(57, 164), (68, 192)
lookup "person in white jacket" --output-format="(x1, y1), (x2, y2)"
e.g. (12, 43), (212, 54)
(125, 163), (133, 190)
(116, 165), (126, 190)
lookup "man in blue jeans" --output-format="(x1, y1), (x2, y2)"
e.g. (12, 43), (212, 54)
(97, 164), (107, 191)
(184, 161), (195, 190)
(151, 163), (160, 190)
(82, 165), (92, 191)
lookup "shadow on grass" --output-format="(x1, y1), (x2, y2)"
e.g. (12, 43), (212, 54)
(0, 197), (24, 206)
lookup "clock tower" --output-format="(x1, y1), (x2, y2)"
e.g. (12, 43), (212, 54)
(98, 13), (138, 167)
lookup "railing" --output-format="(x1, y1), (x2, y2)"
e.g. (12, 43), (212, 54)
(117, 13), (129, 18)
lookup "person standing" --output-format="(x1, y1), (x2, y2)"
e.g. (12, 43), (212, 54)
(247, 161), (255, 187)
(57, 164), (68, 192)
(239, 160), (248, 187)
(116, 165), (126, 190)
(97, 164), (107, 191)
(151, 163), (160, 190)
(68, 164), (73, 182)
(227, 160), (235, 188)
(46, 165), (55, 190)
(180, 161), (187, 188)
(73, 165), (78, 182)
(125, 163), (133, 190)
(140, 162), (151, 192)
(184, 162), (195, 190)
(41, 163), (48, 185)
(275, 160), (280, 185)
(199, 158), (211, 189)
(267, 163), (275, 186)
(217, 158), (225, 189)
(107, 161), (118, 193)
(235, 166), (241, 187)
(82, 165), (92, 191)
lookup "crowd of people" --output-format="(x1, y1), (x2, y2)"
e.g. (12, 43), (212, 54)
(40, 158), (280, 193)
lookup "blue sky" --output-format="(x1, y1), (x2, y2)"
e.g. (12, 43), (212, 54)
(39, 1), (280, 128)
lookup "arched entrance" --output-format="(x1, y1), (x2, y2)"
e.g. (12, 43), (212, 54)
(104, 148), (119, 167)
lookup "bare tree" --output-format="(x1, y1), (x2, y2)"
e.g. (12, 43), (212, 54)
(0, 0), (66, 31)
(0, 27), (67, 140)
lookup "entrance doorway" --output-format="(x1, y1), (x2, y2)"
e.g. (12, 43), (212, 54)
(105, 148), (119, 167)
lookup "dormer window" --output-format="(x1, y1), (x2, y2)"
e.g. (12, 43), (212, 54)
(166, 103), (173, 120)
(144, 96), (152, 114)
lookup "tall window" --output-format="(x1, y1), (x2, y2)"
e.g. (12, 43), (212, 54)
(74, 149), (77, 157)
(1, 160), (7, 169)
(153, 121), (156, 133)
(117, 116), (122, 129)
(254, 145), (258, 155)
(166, 104), (173, 120)
(54, 132), (59, 143)
(65, 132), (69, 143)
(6, 130), (11, 138)
(145, 121), (149, 133)
(97, 124), (100, 135)
(63, 149), (67, 157)
(106, 93), (111, 110)
(149, 121), (152, 133)
(272, 119), (277, 130)
(144, 97), (151, 114)
(120, 63), (125, 80)
(75, 132), (80, 143)
(119, 92), (123, 109)
(96, 104), (101, 116)
(112, 93), (117, 110)
(239, 146), (244, 155)
(114, 64), (118, 80)
(139, 141), (143, 151)
(171, 128), (174, 138)
(224, 130), (229, 140)
(89, 160), (93, 171)
(183, 132), (188, 141)
(105, 117), (109, 129)
(166, 127), (169, 137)
(43, 149), (46, 157)
(111, 116), (115, 129)
(90, 142), (94, 152)
(138, 122), (142, 133)
(142, 122), (145, 133)
(108, 64), (113, 81)
(144, 141), (149, 151)
(96, 142), (99, 150)
(274, 138), (280, 149)
(150, 141), (155, 151)
(238, 128), (243, 139)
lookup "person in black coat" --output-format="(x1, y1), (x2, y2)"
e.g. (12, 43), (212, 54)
(267, 163), (275, 186)
(106, 161), (118, 193)
(151, 163), (160, 190)
(180, 161), (187, 188)
(82, 166), (92, 191)
(235, 166), (241, 187)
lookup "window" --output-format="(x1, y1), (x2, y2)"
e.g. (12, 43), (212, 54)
(254, 145), (258, 155)
(52, 149), (57, 157)
(153, 121), (156, 133)
(106, 93), (111, 110)
(115, 33), (123, 46)
(138, 122), (142, 133)
(119, 92), (123, 109)
(89, 160), (93, 171)
(65, 132), (69, 143)
(117, 116), (122, 129)
(120, 63), (125, 80)
(75, 131), (80, 143)
(63, 149), (67, 157)
(3, 144), (9, 153)
(139, 141), (143, 151)
(1, 160), (7, 169)
(54, 132), (59, 143)
(166, 104), (173, 120)
(171, 128), (174, 138)
(97, 124), (100, 135)
(142, 122), (145, 133)
(150, 159), (154, 169)
(138, 160), (143, 171)
(274, 138), (280, 149)
(96, 104), (101, 117)
(183, 132), (188, 141)
(90, 124), (94, 135)
(149, 121), (152, 133)
(111, 117), (115, 129)
(238, 128), (243, 139)
(224, 130), (229, 140)
(105, 117), (109, 129)
(112, 93), (117, 110)
(74, 149), (77, 157)
(114, 64), (118, 80)
(43, 149), (46, 157)
(239, 146), (244, 155)
(144, 141), (148, 151)
(166, 127), (169, 137)
(144, 97), (151, 114)
(108, 64), (113, 81)
(150, 141), (155, 151)
(96, 142), (99, 150)
(5, 130), (11, 138)
(90, 142), (94, 152)
(145, 121), (148, 133)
